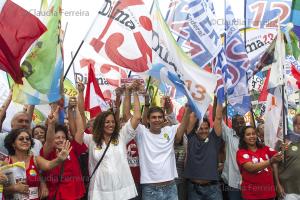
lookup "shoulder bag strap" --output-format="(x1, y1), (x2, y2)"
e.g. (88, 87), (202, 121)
(89, 137), (112, 180)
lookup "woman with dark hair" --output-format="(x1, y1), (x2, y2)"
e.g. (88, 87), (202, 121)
(32, 125), (47, 144)
(41, 103), (86, 200)
(236, 126), (283, 200)
(77, 89), (141, 200)
(3, 128), (71, 199)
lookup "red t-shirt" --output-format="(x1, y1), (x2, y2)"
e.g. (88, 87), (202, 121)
(8, 156), (40, 200)
(236, 146), (277, 200)
(41, 141), (87, 200)
(127, 139), (140, 183)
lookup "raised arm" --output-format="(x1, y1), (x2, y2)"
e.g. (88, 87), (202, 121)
(74, 104), (85, 144)
(0, 90), (12, 122)
(142, 93), (150, 126)
(25, 105), (35, 126)
(123, 85), (133, 122)
(214, 103), (223, 137)
(175, 105), (191, 144)
(77, 82), (87, 129)
(186, 112), (198, 134)
(114, 86), (123, 126)
(129, 81), (141, 129)
(67, 97), (77, 137)
(43, 107), (59, 157)
(163, 96), (177, 126)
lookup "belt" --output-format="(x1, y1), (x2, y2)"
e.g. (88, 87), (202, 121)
(190, 180), (218, 187)
(148, 180), (174, 187)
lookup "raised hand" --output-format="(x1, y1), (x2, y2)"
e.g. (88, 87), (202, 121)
(131, 79), (143, 93)
(56, 140), (72, 162)
(77, 82), (85, 93)
(68, 97), (77, 109)
(115, 86), (124, 97)
(163, 96), (173, 114)
(47, 106), (59, 125)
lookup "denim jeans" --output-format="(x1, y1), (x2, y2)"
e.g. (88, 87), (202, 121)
(187, 181), (223, 200)
(142, 180), (178, 200)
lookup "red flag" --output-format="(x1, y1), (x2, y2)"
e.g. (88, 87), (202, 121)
(291, 64), (300, 89)
(258, 69), (271, 102)
(0, 0), (46, 84)
(84, 63), (110, 118)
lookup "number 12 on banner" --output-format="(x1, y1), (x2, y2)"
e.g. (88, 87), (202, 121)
(246, 0), (292, 29)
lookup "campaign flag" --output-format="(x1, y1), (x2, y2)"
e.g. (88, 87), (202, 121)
(286, 55), (300, 90)
(246, 0), (293, 29)
(258, 69), (271, 102)
(212, 48), (229, 104)
(80, 0), (152, 73)
(152, 0), (218, 120)
(248, 37), (276, 76)
(148, 63), (185, 99)
(287, 31), (300, 59)
(268, 32), (285, 89)
(291, 0), (300, 26)
(225, 3), (251, 115)
(84, 62), (110, 118)
(74, 55), (129, 100)
(293, 25), (300, 40)
(11, 0), (63, 105)
(263, 31), (286, 148)
(264, 87), (283, 148)
(0, 0), (46, 84)
(165, 0), (222, 69)
(20, 0), (63, 93)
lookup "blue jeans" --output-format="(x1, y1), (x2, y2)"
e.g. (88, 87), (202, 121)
(187, 181), (223, 200)
(142, 181), (178, 200)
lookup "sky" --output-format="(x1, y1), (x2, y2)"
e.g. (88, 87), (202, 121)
(11, 0), (244, 82)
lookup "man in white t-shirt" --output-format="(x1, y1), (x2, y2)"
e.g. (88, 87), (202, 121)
(134, 106), (190, 200)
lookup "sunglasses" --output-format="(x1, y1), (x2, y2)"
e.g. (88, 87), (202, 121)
(18, 137), (31, 142)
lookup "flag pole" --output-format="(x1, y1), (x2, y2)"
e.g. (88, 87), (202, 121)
(282, 84), (287, 166)
(70, 51), (77, 83)
(282, 28), (291, 166)
(244, 0), (257, 128)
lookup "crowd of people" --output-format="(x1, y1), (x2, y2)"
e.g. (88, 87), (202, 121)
(0, 80), (299, 200)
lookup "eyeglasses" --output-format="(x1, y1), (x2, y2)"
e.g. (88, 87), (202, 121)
(18, 137), (31, 142)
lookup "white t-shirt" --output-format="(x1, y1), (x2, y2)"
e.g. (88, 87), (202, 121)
(83, 121), (137, 200)
(135, 124), (179, 184)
